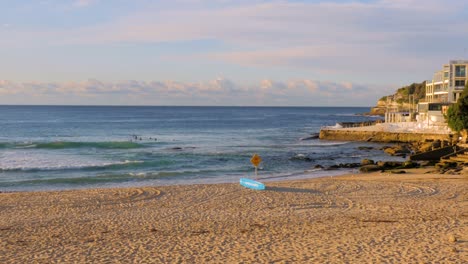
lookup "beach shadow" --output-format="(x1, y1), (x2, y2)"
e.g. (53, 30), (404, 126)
(266, 186), (320, 194)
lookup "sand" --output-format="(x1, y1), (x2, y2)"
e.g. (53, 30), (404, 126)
(0, 169), (467, 263)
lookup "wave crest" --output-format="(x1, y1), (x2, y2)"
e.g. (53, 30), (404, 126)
(0, 141), (145, 150)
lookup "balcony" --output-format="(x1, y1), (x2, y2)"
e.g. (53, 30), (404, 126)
(433, 89), (448, 93)
(421, 98), (449, 103)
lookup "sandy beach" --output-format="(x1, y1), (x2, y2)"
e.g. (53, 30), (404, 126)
(1, 169), (467, 263)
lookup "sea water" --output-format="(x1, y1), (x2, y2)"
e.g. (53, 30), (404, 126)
(0, 106), (403, 191)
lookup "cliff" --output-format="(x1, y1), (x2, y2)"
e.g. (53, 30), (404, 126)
(369, 81), (426, 116)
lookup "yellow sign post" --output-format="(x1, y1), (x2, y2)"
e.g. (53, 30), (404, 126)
(250, 154), (262, 179)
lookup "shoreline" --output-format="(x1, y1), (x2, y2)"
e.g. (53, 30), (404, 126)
(0, 168), (355, 193)
(1, 168), (466, 262)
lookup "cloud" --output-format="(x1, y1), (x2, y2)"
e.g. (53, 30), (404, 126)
(5, 0), (465, 81)
(0, 78), (391, 106)
(1, 0), (466, 88)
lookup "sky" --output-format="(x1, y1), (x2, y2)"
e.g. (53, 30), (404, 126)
(1, 0), (468, 106)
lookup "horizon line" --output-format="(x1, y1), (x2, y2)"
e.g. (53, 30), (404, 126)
(0, 104), (372, 108)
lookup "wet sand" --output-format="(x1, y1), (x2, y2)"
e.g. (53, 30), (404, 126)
(1, 169), (467, 263)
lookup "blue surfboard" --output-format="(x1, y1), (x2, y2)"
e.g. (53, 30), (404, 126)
(240, 178), (265, 190)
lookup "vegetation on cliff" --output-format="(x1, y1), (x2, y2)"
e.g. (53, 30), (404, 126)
(369, 81), (426, 115)
(446, 83), (468, 132)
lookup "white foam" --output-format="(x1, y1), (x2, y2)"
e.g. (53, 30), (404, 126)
(0, 151), (141, 171)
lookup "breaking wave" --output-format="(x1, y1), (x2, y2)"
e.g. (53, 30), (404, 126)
(0, 141), (146, 150)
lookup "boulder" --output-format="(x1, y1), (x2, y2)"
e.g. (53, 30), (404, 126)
(383, 145), (410, 156)
(328, 163), (361, 169)
(402, 161), (418, 169)
(361, 159), (375, 166)
(376, 161), (404, 169)
(358, 146), (374, 150)
(418, 142), (433, 152)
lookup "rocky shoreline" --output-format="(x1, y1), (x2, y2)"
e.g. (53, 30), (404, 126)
(310, 142), (466, 175)
(318, 120), (466, 175)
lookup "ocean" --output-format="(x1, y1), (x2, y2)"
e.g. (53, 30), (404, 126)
(0, 106), (403, 191)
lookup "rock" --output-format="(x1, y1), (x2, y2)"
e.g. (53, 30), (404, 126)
(314, 164), (324, 169)
(402, 161), (418, 168)
(435, 162), (458, 170)
(359, 165), (382, 172)
(432, 140), (441, 149)
(328, 163), (361, 169)
(383, 145), (410, 156)
(368, 106), (386, 116)
(361, 159), (374, 166)
(300, 133), (319, 141)
(358, 146), (374, 150)
(419, 142), (433, 152)
(376, 161), (403, 169)
(343, 163), (361, 168)
(448, 234), (457, 243)
(419, 160), (436, 167)
(300, 136), (318, 141)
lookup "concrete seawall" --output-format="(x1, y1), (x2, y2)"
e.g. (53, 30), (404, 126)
(319, 129), (452, 143)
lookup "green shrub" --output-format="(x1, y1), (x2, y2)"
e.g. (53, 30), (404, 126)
(446, 83), (468, 132)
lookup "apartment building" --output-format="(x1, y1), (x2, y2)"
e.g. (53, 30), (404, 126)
(425, 60), (468, 103)
(418, 60), (467, 125)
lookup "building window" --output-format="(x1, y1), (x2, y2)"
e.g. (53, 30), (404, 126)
(429, 104), (443, 111)
(444, 72), (449, 78)
(455, 65), (466, 77)
(455, 80), (465, 87)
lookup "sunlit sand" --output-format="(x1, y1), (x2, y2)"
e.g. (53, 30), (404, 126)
(1, 169), (466, 263)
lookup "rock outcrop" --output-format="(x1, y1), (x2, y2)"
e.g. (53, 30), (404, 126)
(367, 81), (426, 116)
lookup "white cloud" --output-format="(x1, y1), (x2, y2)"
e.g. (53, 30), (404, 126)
(0, 78), (391, 106)
(5, 0), (465, 80)
(1, 0), (467, 89)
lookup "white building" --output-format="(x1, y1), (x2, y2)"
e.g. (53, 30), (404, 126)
(418, 60), (468, 125)
(425, 60), (467, 103)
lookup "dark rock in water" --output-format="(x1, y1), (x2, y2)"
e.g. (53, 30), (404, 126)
(359, 165), (382, 172)
(171, 147), (183, 150)
(314, 164), (324, 169)
(344, 163), (361, 168)
(358, 146), (374, 150)
(328, 163), (361, 169)
(361, 159), (374, 166)
(300, 133), (319, 141)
